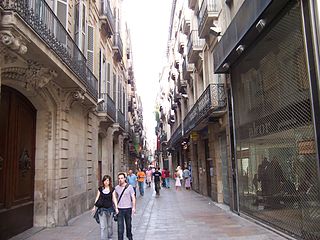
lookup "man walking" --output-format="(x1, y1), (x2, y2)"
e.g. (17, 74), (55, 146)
(113, 172), (136, 240)
(136, 168), (146, 196)
(153, 167), (162, 196)
(127, 169), (137, 196)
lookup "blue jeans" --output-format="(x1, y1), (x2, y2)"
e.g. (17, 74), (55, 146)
(98, 210), (113, 240)
(165, 178), (170, 188)
(117, 208), (133, 240)
(138, 181), (144, 196)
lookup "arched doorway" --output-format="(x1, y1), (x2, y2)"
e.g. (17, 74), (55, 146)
(0, 86), (36, 239)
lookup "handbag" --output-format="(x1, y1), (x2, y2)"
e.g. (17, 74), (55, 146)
(94, 196), (104, 208)
(113, 184), (128, 222)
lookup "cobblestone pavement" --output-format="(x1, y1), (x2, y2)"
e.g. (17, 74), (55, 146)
(11, 180), (291, 240)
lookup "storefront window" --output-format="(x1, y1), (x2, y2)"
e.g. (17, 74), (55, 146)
(232, 2), (320, 239)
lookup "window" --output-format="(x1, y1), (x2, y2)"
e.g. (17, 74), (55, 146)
(107, 63), (111, 95)
(99, 51), (107, 94)
(113, 73), (117, 101)
(87, 25), (94, 71)
(74, 1), (86, 53)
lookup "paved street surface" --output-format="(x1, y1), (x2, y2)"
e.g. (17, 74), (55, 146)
(11, 181), (290, 240)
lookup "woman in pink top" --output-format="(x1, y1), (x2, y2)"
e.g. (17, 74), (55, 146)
(146, 168), (152, 187)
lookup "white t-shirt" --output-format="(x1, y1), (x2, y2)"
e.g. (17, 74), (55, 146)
(115, 185), (135, 209)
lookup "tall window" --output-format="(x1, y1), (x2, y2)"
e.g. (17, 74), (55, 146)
(122, 86), (125, 113)
(113, 73), (117, 101)
(87, 25), (94, 71)
(57, 0), (68, 45)
(75, 1), (86, 53)
(100, 51), (107, 94)
(107, 63), (111, 96)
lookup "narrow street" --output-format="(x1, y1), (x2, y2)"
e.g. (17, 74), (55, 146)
(11, 181), (289, 240)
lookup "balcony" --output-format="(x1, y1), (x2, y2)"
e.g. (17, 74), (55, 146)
(168, 124), (182, 147)
(187, 30), (205, 63)
(100, 0), (115, 37)
(117, 110), (125, 130)
(97, 93), (116, 121)
(182, 11), (191, 35)
(113, 33), (123, 62)
(0, 0), (98, 100)
(182, 59), (194, 80)
(160, 132), (167, 143)
(183, 83), (226, 135)
(177, 78), (187, 94)
(188, 0), (197, 10)
(197, 0), (219, 38)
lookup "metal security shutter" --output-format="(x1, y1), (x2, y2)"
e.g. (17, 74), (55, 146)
(231, 2), (320, 239)
(219, 134), (229, 205)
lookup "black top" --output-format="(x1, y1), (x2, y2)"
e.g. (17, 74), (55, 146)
(153, 171), (161, 182)
(98, 186), (114, 209)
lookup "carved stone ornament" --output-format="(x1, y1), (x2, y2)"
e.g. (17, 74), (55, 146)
(1, 60), (57, 90)
(0, 30), (27, 55)
(62, 89), (86, 112)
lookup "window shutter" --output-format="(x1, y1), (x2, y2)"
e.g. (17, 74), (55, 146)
(87, 25), (94, 71)
(56, 0), (67, 45)
(107, 63), (111, 96)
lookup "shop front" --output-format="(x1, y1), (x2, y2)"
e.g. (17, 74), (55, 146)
(231, 2), (320, 239)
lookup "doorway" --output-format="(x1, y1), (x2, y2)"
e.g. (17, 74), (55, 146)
(0, 86), (36, 239)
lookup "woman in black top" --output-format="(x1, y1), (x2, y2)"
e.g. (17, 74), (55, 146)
(92, 175), (117, 240)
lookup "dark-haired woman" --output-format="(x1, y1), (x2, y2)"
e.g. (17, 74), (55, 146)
(92, 175), (117, 240)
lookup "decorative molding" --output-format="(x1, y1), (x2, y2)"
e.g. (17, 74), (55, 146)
(61, 89), (86, 112)
(2, 60), (57, 90)
(0, 30), (27, 55)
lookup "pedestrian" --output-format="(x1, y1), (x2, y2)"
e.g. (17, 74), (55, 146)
(113, 172), (136, 240)
(161, 168), (166, 188)
(137, 168), (146, 196)
(177, 166), (183, 186)
(92, 175), (117, 240)
(146, 168), (152, 187)
(175, 170), (182, 191)
(153, 167), (162, 196)
(183, 167), (191, 190)
(127, 169), (137, 196)
(165, 168), (170, 188)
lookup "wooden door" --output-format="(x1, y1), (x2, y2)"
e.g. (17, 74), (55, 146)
(0, 86), (36, 240)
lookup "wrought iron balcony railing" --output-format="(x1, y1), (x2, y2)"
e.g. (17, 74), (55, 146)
(197, 0), (219, 38)
(100, 0), (115, 36)
(97, 93), (116, 121)
(1, 0), (98, 99)
(117, 110), (125, 130)
(113, 33), (123, 62)
(182, 59), (194, 80)
(183, 83), (226, 135)
(187, 30), (205, 63)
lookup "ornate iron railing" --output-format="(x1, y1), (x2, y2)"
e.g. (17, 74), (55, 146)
(198, 0), (219, 33)
(98, 93), (116, 121)
(187, 30), (205, 61)
(113, 33), (123, 61)
(0, 0), (98, 99)
(117, 110), (125, 130)
(101, 0), (115, 34)
(168, 124), (182, 147)
(183, 83), (226, 135)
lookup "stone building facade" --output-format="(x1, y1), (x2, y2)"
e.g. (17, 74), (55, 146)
(158, 0), (320, 239)
(0, 0), (144, 239)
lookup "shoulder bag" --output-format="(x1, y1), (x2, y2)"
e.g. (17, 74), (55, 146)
(113, 184), (128, 221)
